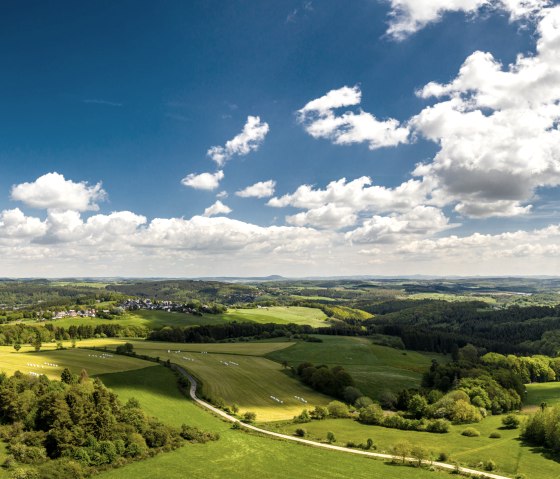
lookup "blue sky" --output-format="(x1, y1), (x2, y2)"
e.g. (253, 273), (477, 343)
(1, 0), (560, 276)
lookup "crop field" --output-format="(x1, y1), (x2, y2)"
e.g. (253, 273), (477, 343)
(122, 340), (330, 421)
(265, 414), (560, 479)
(267, 336), (448, 399)
(97, 366), (450, 479)
(0, 343), (154, 379)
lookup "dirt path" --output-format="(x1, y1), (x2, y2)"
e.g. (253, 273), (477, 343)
(173, 364), (512, 479)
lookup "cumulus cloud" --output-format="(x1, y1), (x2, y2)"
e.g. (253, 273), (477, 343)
(268, 176), (433, 229)
(0, 209), (47, 239)
(11, 172), (106, 212)
(385, 0), (550, 40)
(203, 200), (232, 217)
(297, 86), (410, 149)
(236, 180), (276, 198)
(207, 116), (269, 167)
(181, 170), (224, 190)
(345, 206), (455, 243)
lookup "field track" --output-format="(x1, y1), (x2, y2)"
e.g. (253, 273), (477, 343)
(174, 365), (513, 479)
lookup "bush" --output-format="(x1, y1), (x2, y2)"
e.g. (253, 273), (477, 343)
(437, 452), (448, 462)
(489, 432), (501, 438)
(294, 409), (311, 424)
(461, 427), (480, 437)
(358, 404), (384, 425)
(484, 459), (497, 471)
(179, 425), (219, 443)
(327, 401), (349, 418)
(426, 419), (450, 433)
(502, 414), (520, 429)
(294, 428), (306, 437)
(310, 406), (328, 420)
(354, 396), (373, 409)
(242, 411), (256, 423)
(326, 431), (336, 443)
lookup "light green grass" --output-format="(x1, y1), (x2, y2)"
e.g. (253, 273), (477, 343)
(120, 340), (331, 421)
(265, 414), (560, 479)
(0, 343), (154, 379)
(215, 306), (329, 327)
(97, 366), (450, 479)
(406, 293), (498, 303)
(31, 306), (329, 330)
(525, 382), (560, 409)
(267, 336), (448, 400)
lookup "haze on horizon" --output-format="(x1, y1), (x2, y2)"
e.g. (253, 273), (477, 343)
(1, 0), (560, 277)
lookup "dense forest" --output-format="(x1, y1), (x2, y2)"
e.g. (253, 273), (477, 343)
(0, 370), (212, 478)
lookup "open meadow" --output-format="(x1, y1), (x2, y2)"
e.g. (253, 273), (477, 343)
(96, 366), (451, 479)
(525, 382), (560, 409)
(27, 306), (330, 331)
(121, 340), (331, 421)
(267, 336), (448, 400)
(264, 413), (560, 479)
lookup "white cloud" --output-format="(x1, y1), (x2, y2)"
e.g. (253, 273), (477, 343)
(207, 116), (269, 167)
(385, 0), (550, 40)
(0, 209), (47, 239)
(216, 191), (229, 199)
(203, 200), (232, 217)
(345, 206), (455, 243)
(236, 180), (276, 198)
(297, 86), (410, 149)
(287, 204), (357, 229)
(11, 172), (106, 212)
(181, 170), (224, 190)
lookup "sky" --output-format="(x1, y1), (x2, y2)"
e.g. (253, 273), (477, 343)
(1, 0), (560, 277)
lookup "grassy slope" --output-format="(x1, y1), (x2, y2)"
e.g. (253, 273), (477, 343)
(267, 336), (448, 400)
(525, 382), (560, 409)
(28, 306), (329, 330)
(97, 367), (449, 479)
(265, 414), (560, 479)
(123, 340), (330, 422)
(0, 344), (154, 379)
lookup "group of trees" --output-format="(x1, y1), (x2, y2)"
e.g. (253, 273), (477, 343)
(0, 370), (210, 477)
(0, 323), (147, 348)
(295, 363), (355, 399)
(522, 404), (560, 450)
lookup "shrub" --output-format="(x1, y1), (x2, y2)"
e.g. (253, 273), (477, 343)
(461, 427), (480, 437)
(294, 409), (311, 424)
(502, 414), (520, 429)
(179, 425), (219, 443)
(294, 428), (306, 437)
(484, 459), (497, 471)
(310, 406), (328, 420)
(326, 431), (336, 443)
(354, 396), (373, 409)
(242, 411), (256, 423)
(358, 404), (384, 425)
(437, 452), (448, 462)
(489, 432), (501, 438)
(327, 401), (349, 418)
(426, 419), (450, 433)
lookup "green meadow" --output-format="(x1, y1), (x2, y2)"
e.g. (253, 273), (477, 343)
(267, 336), (449, 400)
(97, 366), (451, 479)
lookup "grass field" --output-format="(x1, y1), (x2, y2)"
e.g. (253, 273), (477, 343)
(28, 306), (329, 330)
(525, 382), (560, 409)
(267, 336), (448, 400)
(121, 340), (331, 421)
(264, 414), (560, 479)
(97, 366), (451, 479)
(0, 342), (153, 379)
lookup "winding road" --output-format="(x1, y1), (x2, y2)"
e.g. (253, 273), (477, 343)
(173, 364), (513, 479)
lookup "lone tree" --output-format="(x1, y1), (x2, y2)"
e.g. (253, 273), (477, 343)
(13, 343), (21, 352)
(392, 441), (412, 464)
(326, 431), (336, 444)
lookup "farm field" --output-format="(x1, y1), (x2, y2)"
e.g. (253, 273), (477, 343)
(264, 414), (560, 479)
(267, 336), (448, 400)
(121, 340), (331, 421)
(97, 366), (450, 479)
(0, 342), (153, 379)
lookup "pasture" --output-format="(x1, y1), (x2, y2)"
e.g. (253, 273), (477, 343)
(265, 414), (560, 479)
(0, 342), (153, 379)
(29, 306), (329, 330)
(97, 366), (450, 479)
(525, 382), (560, 409)
(267, 336), (448, 400)
(122, 340), (330, 421)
